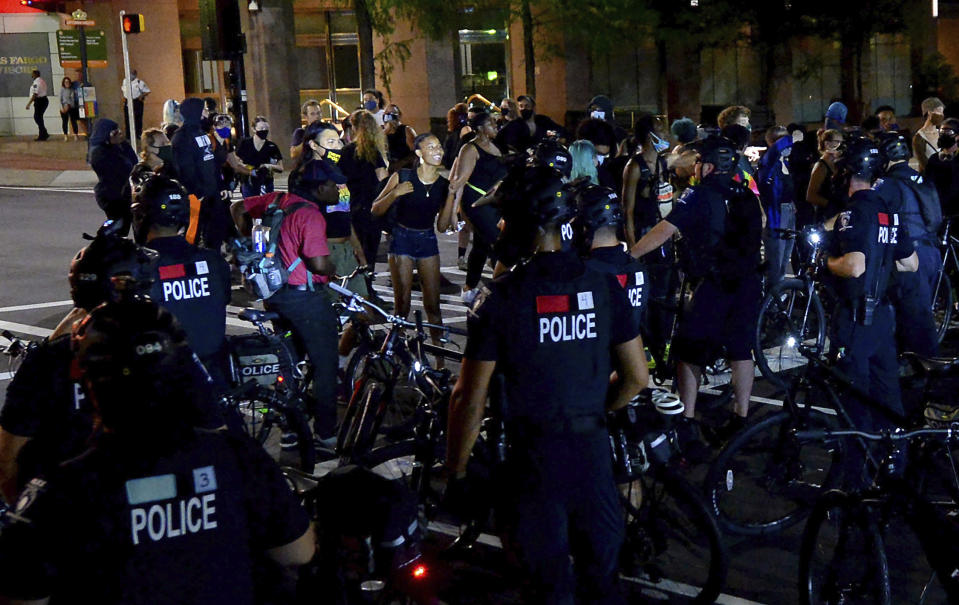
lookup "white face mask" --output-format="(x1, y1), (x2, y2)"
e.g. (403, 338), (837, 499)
(590, 110), (606, 120)
(792, 131), (804, 144)
(597, 154), (608, 165)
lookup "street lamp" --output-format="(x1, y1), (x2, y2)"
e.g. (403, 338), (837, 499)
(248, 0), (260, 13)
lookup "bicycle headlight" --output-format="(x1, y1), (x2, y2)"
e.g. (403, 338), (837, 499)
(807, 230), (822, 245)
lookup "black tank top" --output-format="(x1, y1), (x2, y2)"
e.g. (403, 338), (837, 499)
(462, 141), (506, 208)
(387, 124), (413, 162)
(394, 169), (450, 230)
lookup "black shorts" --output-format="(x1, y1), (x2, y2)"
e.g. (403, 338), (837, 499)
(673, 275), (761, 366)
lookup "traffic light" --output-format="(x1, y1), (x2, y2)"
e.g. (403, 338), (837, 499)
(122, 13), (145, 34)
(19, 0), (66, 12)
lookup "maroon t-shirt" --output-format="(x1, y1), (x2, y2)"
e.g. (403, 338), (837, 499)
(244, 192), (330, 286)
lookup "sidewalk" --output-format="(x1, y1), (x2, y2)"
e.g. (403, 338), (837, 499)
(0, 136), (98, 188)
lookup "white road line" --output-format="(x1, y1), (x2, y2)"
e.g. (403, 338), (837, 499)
(0, 320), (52, 338)
(0, 186), (95, 194)
(0, 372), (13, 381)
(0, 300), (72, 313)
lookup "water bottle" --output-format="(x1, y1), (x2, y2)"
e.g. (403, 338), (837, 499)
(264, 253), (285, 290)
(252, 218), (268, 253)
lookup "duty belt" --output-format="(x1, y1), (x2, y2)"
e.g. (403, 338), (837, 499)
(508, 414), (606, 437)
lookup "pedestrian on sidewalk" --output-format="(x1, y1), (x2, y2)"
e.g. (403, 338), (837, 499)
(88, 118), (136, 235)
(59, 77), (80, 141)
(25, 69), (49, 141)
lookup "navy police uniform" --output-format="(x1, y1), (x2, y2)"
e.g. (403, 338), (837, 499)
(875, 164), (943, 355)
(830, 188), (914, 426)
(148, 236), (232, 387)
(586, 245), (647, 329)
(666, 177), (763, 367)
(466, 251), (639, 604)
(0, 430), (309, 604)
(1, 336), (223, 494)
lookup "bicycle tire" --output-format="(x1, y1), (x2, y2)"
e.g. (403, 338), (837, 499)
(337, 378), (388, 462)
(932, 270), (953, 344)
(704, 409), (843, 536)
(799, 489), (891, 605)
(226, 386), (316, 472)
(621, 466), (728, 605)
(346, 344), (421, 439)
(755, 279), (827, 390)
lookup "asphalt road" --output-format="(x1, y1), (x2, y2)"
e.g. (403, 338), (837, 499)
(0, 185), (945, 604)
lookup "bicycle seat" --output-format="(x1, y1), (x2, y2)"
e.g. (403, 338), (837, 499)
(282, 466), (319, 496)
(238, 309), (279, 324)
(901, 352), (959, 376)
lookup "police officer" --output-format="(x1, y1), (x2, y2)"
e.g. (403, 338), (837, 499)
(445, 166), (648, 604)
(875, 132), (942, 356)
(631, 136), (764, 447)
(827, 138), (918, 432)
(0, 299), (314, 604)
(132, 175), (232, 389)
(0, 228), (221, 505)
(576, 184), (647, 328)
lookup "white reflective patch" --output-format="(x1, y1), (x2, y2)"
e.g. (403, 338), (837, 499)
(577, 291), (594, 310)
(126, 474), (177, 506)
(193, 466), (217, 494)
(635, 271), (644, 286)
(893, 214), (899, 226)
(195, 260), (209, 275)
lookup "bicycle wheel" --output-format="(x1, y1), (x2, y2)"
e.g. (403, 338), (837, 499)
(226, 387), (316, 472)
(337, 377), (389, 462)
(704, 409), (843, 536)
(346, 346), (420, 439)
(621, 467), (728, 605)
(799, 490), (891, 605)
(755, 279), (826, 389)
(932, 271), (953, 344)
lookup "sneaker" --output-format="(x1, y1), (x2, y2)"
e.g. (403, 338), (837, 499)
(280, 432), (299, 450)
(457, 256), (468, 271)
(676, 417), (711, 464)
(702, 414), (747, 447)
(461, 288), (479, 306)
(314, 434), (338, 451)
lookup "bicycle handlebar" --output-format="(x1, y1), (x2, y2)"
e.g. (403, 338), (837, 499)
(796, 427), (958, 442)
(328, 282), (465, 336)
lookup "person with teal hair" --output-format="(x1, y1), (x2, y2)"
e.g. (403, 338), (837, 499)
(569, 139), (599, 184)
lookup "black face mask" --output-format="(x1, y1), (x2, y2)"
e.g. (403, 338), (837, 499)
(156, 145), (174, 165)
(939, 134), (956, 150)
(500, 108), (510, 117)
(520, 108), (533, 121)
(255, 130), (269, 140)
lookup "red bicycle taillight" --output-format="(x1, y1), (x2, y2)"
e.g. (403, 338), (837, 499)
(411, 564), (427, 580)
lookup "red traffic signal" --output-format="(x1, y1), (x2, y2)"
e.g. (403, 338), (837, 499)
(121, 13), (145, 34)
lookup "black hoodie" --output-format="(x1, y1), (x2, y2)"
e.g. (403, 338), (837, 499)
(170, 98), (217, 198)
(88, 118), (137, 207)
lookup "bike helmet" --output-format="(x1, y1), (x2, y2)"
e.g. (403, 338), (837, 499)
(131, 175), (190, 243)
(877, 132), (912, 165)
(532, 139), (572, 178)
(698, 135), (738, 174)
(72, 299), (193, 431)
(576, 184), (623, 232)
(838, 137), (883, 182)
(68, 231), (159, 311)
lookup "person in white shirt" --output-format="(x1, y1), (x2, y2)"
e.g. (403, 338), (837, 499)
(121, 69), (151, 140)
(25, 69), (49, 141)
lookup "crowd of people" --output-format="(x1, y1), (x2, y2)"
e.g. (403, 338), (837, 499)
(1, 82), (955, 602)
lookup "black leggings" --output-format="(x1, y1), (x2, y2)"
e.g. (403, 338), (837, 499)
(60, 106), (79, 134)
(464, 203), (500, 289)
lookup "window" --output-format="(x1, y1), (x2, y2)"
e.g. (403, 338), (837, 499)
(294, 8), (360, 114)
(459, 28), (509, 102)
(791, 38), (842, 123)
(700, 42), (761, 108)
(868, 34), (911, 117)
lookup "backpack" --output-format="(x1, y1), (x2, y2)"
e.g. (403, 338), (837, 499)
(714, 181), (764, 288)
(233, 195), (314, 300)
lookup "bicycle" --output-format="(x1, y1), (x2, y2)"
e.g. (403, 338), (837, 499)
(701, 343), (959, 537)
(330, 281), (465, 464)
(798, 426), (959, 605)
(754, 226), (833, 390)
(221, 308), (316, 471)
(609, 388), (729, 604)
(930, 214), (959, 342)
(0, 330), (37, 375)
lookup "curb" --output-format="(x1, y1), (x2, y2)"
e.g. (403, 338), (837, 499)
(0, 168), (98, 188)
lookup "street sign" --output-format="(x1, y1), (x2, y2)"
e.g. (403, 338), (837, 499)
(56, 29), (107, 68)
(65, 19), (95, 26)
